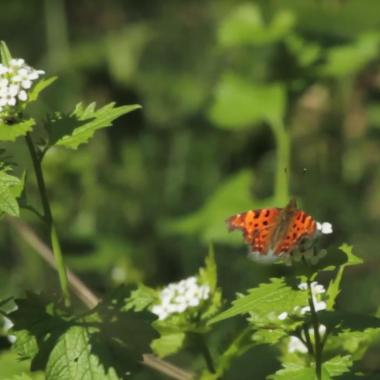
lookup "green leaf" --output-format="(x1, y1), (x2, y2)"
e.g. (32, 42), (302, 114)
(209, 278), (308, 325)
(150, 332), (186, 358)
(199, 245), (217, 291)
(326, 244), (363, 309)
(323, 355), (352, 377)
(268, 364), (320, 380)
(218, 4), (295, 47)
(0, 350), (43, 380)
(252, 329), (287, 345)
(0, 169), (24, 217)
(0, 119), (35, 142)
(123, 284), (158, 312)
(321, 33), (380, 78)
(0, 41), (12, 66)
(209, 73), (286, 128)
(48, 102), (141, 149)
(45, 325), (120, 380)
(26, 77), (57, 105)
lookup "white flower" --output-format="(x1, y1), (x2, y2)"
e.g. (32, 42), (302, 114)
(151, 276), (211, 320)
(278, 312), (288, 320)
(288, 336), (308, 353)
(317, 222), (333, 235)
(288, 324), (327, 354)
(0, 56), (45, 115)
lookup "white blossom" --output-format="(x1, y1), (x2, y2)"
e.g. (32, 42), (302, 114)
(317, 222), (333, 235)
(0, 57), (45, 114)
(288, 324), (327, 354)
(151, 276), (210, 320)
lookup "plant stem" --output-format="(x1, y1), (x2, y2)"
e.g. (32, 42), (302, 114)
(197, 333), (216, 374)
(25, 133), (70, 306)
(307, 278), (322, 380)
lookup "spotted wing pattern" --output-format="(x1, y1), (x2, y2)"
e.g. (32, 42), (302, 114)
(226, 207), (281, 255)
(227, 204), (317, 257)
(275, 210), (317, 255)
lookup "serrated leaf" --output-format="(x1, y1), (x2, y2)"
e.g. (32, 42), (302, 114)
(268, 364), (321, 380)
(123, 284), (158, 312)
(199, 245), (217, 291)
(252, 329), (287, 345)
(209, 73), (286, 128)
(326, 244), (363, 309)
(150, 332), (186, 358)
(323, 355), (352, 377)
(26, 77), (57, 105)
(209, 278), (308, 325)
(0, 41), (12, 65)
(49, 102), (141, 149)
(0, 169), (24, 216)
(46, 325), (120, 380)
(0, 119), (35, 142)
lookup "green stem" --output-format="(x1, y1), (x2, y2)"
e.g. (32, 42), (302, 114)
(197, 333), (216, 374)
(25, 133), (70, 306)
(271, 119), (290, 204)
(307, 278), (322, 380)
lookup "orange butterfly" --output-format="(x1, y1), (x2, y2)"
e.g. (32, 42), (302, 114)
(226, 198), (320, 263)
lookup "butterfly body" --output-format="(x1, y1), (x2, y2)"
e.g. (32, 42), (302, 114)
(227, 198), (317, 261)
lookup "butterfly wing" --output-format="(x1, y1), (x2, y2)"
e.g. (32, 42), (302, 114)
(274, 210), (317, 255)
(226, 208), (281, 255)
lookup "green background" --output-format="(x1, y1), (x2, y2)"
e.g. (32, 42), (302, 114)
(1, 0), (380, 378)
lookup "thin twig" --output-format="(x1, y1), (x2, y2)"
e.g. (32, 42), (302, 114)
(7, 216), (196, 380)
(7, 216), (98, 308)
(142, 355), (194, 380)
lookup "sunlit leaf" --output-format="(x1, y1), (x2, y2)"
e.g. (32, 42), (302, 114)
(0, 41), (12, 66)
(209, 278), (308, 325)
(47, 102), (141, 149)
(26, 77), (57, 105)
(268, 363), (322, 380)
(0, 169), (24, 217)
(0, 119), (35, 142)
(123, 284), (158, 312)
(46, 325), (120, 380)
(323, 355), (352, 377)
(150, 332), (186, 358)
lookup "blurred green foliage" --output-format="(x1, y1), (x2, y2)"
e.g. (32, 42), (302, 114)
(1, 0), (380, 378)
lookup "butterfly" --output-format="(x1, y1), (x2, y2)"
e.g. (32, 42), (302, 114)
(226, 198), (319, 263)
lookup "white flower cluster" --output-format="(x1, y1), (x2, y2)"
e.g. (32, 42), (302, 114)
(151, 276), (210, 320)
(316, 222), (333, 235)
(297, 281), (327, 314)
(288, 325), (327, 354)
(0, 58), (44, 113)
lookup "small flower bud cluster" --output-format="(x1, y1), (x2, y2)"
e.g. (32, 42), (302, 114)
(151, 276), (210, 320)
(276, 281), (326, 321)
(0, 58), (44, 114)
